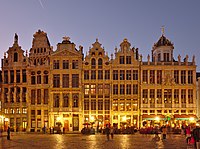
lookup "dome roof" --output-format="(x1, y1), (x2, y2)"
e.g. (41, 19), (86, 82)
(153, 35), (174, 48)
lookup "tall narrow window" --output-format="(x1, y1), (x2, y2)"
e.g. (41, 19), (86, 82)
(157, 70), (162, 84)
(22, 87), (26, 102)
(4, 70), (8, 84)
(105, 70), (110, 80)
(14, 52), (18, 62)
(133, 84), (138, 94)
(142, 70), (148, 83)
(16, 70), (20, 83)
(37, 71), (41, 84)
(113, 84), (118, 95)
(44, 89), (48, 104)
(181, 70), (186, 84)
(91, 58), (96, 69)
(91, 70), (96, 80)
(174, 89), (179, 104)
(22, 69), (27, 83)
(43, 71), (48, 84)
(126, 56), (131, 64)
(84, 71), (89, 80)
(31, 90), (36, 105)
(53, 60), (59, 69)
(53, 74), (60, 88)
(174, 70), (179, 84)
(62, 74), (69, 88)
(91, 99), (96, 110)
(10, 70), (14, 83)
(72, 60), (78, 69)
(37, 89), (41, 104)
(98, 70), (103, 80)
(133, 70), (138, 80)
(53, 94), (60, 107)
(157, 89), (162, 104)
(73, 94), (79, 107)
(126, 70), (131, 80)
(63, 94), (69, 107)
(98, 58), (103, 69)
(63, 60), (69, 69)
(181, 89), (186, 104)
(150, 70), (155, 84)
(72, 74), (79, 88)
(113, 70), (118, 80)
(120, 70), (125, 80)
(188, 89), (193, 104)
(120, 84), (125, 94)
(126, 84), (131, 94)
(188, 70), (193, 84)
(142, 89), (148, 104)
(119, 56), (125, 64)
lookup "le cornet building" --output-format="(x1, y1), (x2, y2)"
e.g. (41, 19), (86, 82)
(0, 30), (197, 132)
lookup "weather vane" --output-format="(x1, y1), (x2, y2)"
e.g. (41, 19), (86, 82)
(161, 26), (165, 35)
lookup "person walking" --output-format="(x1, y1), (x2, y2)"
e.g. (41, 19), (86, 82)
(7, 126), (10, 140)
(192, 125), (200, 149)
(110, 126), (114, 139)
(162, 126), (167, 140)
(105, 125), (110, 141)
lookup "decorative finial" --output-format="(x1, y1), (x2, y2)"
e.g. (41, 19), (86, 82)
(161, 26), (165, 35)
(14, 33), (18, 44)
(96, 38), (98, 42)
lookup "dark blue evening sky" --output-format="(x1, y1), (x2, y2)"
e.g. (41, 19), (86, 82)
(0, 0), (200, 70)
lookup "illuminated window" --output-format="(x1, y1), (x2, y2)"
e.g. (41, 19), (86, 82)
(84, 85), (89, 95)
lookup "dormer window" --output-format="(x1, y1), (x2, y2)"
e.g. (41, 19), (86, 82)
(14, 52), (18, 62)
(164, 53), (170, 62)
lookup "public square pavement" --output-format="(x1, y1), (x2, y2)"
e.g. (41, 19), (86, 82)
(0, 133), (194, 149)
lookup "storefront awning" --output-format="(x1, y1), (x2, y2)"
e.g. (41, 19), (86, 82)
(142, 115), (165, 120)
(174, 114), (197, 120)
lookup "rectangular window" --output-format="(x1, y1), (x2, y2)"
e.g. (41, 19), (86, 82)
(72, 94), (79, 107)
(31, 90), (36, 104)
(44, 75), (48, 84)
(63, 60), (69, 69)
(98, 84), (103, 95)
(113, 99), (118, 111)
(105, 70), (110, 80)
(84, 85), (89, 95)
(84, 70), (89, 80)
(120, 70), (125, 80)
(120, 56), (125, 64)
(22, 69), (27, 83)
(37, 75), (41, 84)
(132, 99), (137, 111)
(53, 93), (60, 107)
(119, 99), (125, 111)
(98, 70), (103, 80)
(126, 70), (131, 80)
(188, 89), (193, 104)
(104, 84), (110, 95)
(157, 70), (162, 84)
(174, 89), (179, 104)
(91, 70), (96, 80)
(126, 99), (131, 111)
(113, 84), (118, 94)
(44, 89), (48, 104)
(174, 70), (179, 84)
(157, 89), (162, 104)
(53, 74), (60, 88)
(181, 70), (186, 84)
(53, 60), (59, 69)
(91, 85), (96, 95)
(188, 70), (193, 84)
(62, 74), (69, 88)
(98, 100), (103, 110)
(31, 76), (36, 84)
(113, 70), (118, 80)
(72, 60), (78, 69)
(4, 70), (8, 84)
(91, 100), (96, 110)
(133, 70), (138, 80)
(133, 84), (138, 94)
(84, 100), (89, 110)
(22, 87), (26, 102)
(16, 70), (20, 83)
(142, 70), (148, 83)
(142, 89), (148, 104)
(126, 84), (131, 94)
(120, 84), (125, 94)
(150, 70), (155, 84)
(10, 70), (14, 83)
(126, 56), (131, 64)
(72, 74), (79, 88)
(37, 89), (41, 104)
(150, 89), (155, 104)
(63, 94), (69, 107)
(105, 100), (110, 110)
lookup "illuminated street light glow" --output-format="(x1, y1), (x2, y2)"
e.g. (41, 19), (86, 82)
(155, 116), (160, 121)
(189, 117), (194, 122)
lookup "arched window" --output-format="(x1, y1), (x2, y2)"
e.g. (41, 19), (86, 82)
(14, 52), (18, 62)
(98, 58), (103, 69)
(91, 58), (96, 69)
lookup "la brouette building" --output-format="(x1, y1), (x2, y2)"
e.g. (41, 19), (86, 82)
(0, 30), (197, 132)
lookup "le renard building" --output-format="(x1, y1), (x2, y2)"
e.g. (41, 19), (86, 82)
(0, 29), (197, 132)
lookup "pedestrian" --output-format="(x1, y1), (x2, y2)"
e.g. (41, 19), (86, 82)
(110, 126), (114, 139)
(192, 125), (200, 149)
(60, 125), (63, 134)
(7, 126), (10, 140)
(162, 126), (167, 140)
(105, 125), (110, 141)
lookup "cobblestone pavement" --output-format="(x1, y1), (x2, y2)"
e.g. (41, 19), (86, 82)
(0, 133), (194, 149)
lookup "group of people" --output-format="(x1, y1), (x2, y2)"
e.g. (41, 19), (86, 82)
(104, 125), (114, 141)
(182, 124), (200, 148)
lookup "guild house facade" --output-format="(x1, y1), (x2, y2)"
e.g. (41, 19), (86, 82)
(0, 29), (197, 132)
